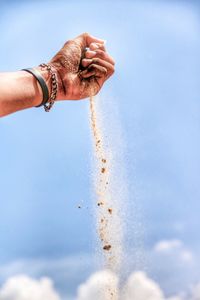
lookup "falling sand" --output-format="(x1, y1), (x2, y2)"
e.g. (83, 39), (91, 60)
(89, 94), (128, 300)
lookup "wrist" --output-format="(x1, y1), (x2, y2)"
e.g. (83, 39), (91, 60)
(36, 64), (67, 102)
(34, 67), (51, 104)
(18, 70), (44, 107)
(27, 64), (59, 112)
(33, 64), (71, 106)
(48, 62), (72, 101)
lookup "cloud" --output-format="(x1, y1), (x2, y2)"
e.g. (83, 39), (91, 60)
(76, 270), (183, 300)
(1, 270), (200, 300)
(0, 275), (60, 300)
(76, 270), (119, 300)
(154, 239), (194, 263)
(180, 250), (193, 263)
(154, 239), (183, 252)
(0, 255), (94, 299)
(123, 271), (164, 300)
(192, 282), (200, 300)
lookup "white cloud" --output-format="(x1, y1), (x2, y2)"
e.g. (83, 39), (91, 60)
(191, 282), (200, 300)
(76, 270), (184, 300)
(123, 271), (164, 300)
(0, 275), (60, 300)
(154, 239), (194, 263)
(180, 250), (193, 263)
(77, 270), (119, 300)
(0, 254), (94, 299)
(1, 269), (200, 300)
(154, 239), (183, 253)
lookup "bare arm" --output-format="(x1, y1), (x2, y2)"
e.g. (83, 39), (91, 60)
(0, 70), (50, 117)
(0, 33), (115, 118)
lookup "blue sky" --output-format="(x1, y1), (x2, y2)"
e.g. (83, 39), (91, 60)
(0, 0), (200, 299)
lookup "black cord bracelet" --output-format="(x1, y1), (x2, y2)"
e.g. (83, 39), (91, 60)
(22, 68), (49, 107)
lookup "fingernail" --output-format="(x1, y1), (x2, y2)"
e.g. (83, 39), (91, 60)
(90, 43), (99, 50)
(82, 58), (93, 66)
(98, 39), (107, 45)
(86, 50), (96, 57)
(97, 38), (106, 44)
(82, 58), (92, 63)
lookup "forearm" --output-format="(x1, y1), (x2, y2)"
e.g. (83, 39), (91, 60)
(0, 70), (50, 117)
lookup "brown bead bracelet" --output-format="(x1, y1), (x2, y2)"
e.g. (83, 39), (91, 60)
(39, 63), (58, 112)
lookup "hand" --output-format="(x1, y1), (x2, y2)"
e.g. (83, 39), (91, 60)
(49, 33), (115, 100)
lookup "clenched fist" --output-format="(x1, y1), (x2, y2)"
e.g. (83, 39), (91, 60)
(49, 32), (115, 100)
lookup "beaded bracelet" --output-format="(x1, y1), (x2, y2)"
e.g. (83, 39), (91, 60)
(39, 63), (58, 112)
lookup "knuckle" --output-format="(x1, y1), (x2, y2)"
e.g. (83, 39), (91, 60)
(111, 57), (116, 65)
(64, 39), (74, 47)
(83, 32), (90, 38)
(102, 67), (107, 75)
(111, 68), (115, 75)
(92, 58), (100, 64)
(96, 49), (105, 59)
(107, 66), (114, 76)
(111, 66), (115, 74)
(106, 54), (115, 65)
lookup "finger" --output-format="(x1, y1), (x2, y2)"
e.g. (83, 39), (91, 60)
(74, 33), (105, 51)
(85, 49), (115, 65)
(80, 70), (95, 79)
(80, 64), (108, 79)
(85, 33), (106, 46)
(82, 57), (115, 76)
(82, 58), (93, 68)
(85, 51), (97, 59)
(89, 42), (106, 51)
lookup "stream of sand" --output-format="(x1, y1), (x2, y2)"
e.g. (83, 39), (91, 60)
(89, 95), (126, 300)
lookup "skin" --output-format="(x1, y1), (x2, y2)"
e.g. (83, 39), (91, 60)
(0, 33), (115, 117)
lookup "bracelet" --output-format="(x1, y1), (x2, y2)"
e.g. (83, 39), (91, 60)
(22, 68), (49, 107)
(22, 63), (58, 112)
(39, 63), (58, 112)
